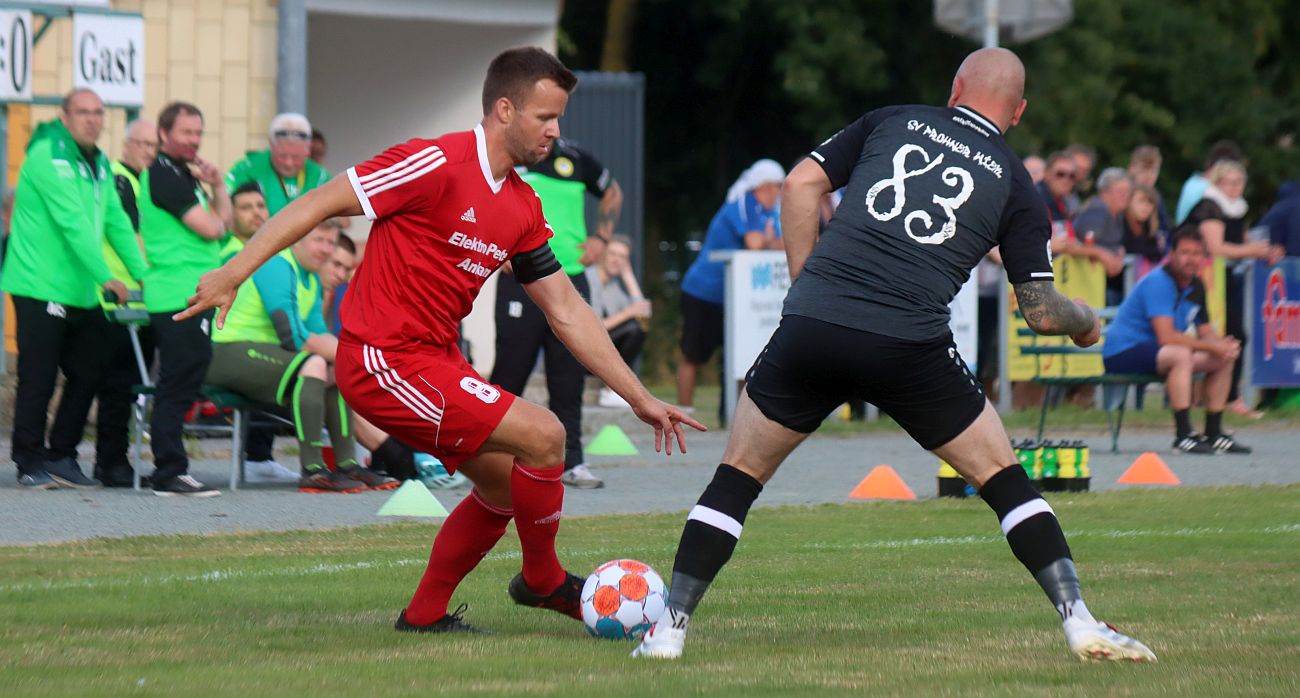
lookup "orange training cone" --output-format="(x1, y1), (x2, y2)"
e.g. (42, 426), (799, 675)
(1117, 452), (1181, 486)
(849, 465), (917, 500)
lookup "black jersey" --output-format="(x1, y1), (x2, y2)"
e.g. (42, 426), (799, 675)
(783, 104), (1053, 341)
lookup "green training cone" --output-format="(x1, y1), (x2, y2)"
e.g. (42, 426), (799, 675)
(586, 424), (638, 456)
(377, 479), (450, 517)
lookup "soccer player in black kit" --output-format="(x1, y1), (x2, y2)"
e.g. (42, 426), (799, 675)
(633, 48), (1156, 663)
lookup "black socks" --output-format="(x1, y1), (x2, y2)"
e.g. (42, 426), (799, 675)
(666, 464), (764, 615)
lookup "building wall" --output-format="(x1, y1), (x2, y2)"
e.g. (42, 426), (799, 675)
(307, 13), (557, 373)
(15, 0), (278, 178)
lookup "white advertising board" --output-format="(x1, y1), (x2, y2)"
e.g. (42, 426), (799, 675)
(73, 13), (144, 107)
(0, 10), (33, 102)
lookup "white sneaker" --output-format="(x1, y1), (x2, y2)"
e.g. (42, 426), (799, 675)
(597, 388), (630, 408)
(631, 609), (689, 659)
(560, 464), (604, 489)
(244, 459), (301, 483)
(1063, 616), (1157, 662)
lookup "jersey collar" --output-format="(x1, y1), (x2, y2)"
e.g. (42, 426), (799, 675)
(474, 124), (506, 194)
(954, 106), (1001, 135)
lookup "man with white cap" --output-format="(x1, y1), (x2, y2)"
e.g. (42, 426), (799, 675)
(226, 113), (331, 216)
(676, 159), (785, 412)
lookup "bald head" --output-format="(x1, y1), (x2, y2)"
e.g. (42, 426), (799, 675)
(121, 118), (159, 172)
(947, 48), (1027, 132)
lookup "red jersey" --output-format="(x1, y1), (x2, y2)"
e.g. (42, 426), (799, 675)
(341, 125), (553, 348)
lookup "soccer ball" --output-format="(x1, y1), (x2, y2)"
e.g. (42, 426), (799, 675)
(580, 559), (667, 640)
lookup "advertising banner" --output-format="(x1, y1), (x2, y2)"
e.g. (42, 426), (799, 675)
(1251, 259), (1300, 387)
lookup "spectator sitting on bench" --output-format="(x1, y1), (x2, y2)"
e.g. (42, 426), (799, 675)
(205, 221), (398, 492)
(1101, 227), (1251, 455)
(586, 234), (650, 408)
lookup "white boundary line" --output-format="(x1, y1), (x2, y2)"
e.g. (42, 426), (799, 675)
(1, 524), (1295, 595)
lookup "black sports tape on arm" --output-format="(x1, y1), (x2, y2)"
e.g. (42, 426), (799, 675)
(512, 244), (562, 284)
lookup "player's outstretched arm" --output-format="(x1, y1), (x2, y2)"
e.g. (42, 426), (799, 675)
(524, 271), (705, 454)
(1013, 280), (1100, 347)
(175, 177), (363, 327)
(780, 158), (833, 281)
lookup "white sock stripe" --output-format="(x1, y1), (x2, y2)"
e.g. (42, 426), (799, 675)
(512, 463), (562, 482)
(470, 489), (514, 516)
(1000, 499), (1056, 535)
(687, 505), (743, 539)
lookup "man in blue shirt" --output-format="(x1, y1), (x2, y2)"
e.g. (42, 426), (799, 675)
(677, 159), (784, 410)
(1103, 227), (1249, 454)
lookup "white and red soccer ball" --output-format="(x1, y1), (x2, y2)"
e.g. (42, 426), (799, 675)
(580, 559), (667, 640)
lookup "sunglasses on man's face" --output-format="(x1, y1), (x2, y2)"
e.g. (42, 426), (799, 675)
(273, 130), (311, 142)
(1051, 170), (1076, 180)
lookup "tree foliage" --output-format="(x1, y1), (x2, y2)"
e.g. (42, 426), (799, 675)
(560, 0), (1299, 254)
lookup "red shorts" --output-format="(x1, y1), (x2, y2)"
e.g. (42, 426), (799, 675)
(335, 339), (516, 472)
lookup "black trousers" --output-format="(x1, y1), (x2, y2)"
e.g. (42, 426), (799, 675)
(608, 318), (646, 369)
(10, 296), (107, 472)
(1226, 276), (1247, 403)
(93, 323), (153, 474)
(490, 272), (589, 469)
(149, 310), (214, 483)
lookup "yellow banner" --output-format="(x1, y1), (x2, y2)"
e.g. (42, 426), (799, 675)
(1199, 257), (1227, 335)
(1008, 254), (1108, 381)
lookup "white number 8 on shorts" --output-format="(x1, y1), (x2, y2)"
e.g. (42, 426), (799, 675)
(460, 376), (501, 404)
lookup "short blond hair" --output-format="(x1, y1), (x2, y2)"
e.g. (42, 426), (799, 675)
(1206, 159), (1246, 186)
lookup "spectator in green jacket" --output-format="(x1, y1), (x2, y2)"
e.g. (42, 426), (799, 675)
(1, 88), (147, 490)
(225, 113), (330, 216)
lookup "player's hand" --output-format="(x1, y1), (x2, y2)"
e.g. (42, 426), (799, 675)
(175, 266), (240, 327)
(102, 280), (129, 304)
(1069, 299), (1101, 348)
(630, 394), (707, 456)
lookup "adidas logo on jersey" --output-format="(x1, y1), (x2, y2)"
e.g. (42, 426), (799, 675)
(461, 207), (477, 223)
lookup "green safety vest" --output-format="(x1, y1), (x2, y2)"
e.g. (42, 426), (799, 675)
(214, 249), (320, 346)
(137, 158), (221, 313)
(522, 172), (590, 276)
(101, 161), (144, 306)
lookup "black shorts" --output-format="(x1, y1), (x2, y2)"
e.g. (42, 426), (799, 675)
(679, 292), (725, 364)
(744, 314), (985, 450)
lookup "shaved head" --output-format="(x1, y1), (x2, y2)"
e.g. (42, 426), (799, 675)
(948, 48), (1027, 131)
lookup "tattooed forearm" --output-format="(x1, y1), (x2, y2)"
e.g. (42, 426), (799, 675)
(1013, 280), (1096, 336)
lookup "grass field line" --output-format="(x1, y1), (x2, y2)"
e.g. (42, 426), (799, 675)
(2, 523), (1296, 596)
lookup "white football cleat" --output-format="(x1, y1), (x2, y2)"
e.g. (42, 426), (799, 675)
(1064, 616), (1157, 663)
(630, 611), (689, 659)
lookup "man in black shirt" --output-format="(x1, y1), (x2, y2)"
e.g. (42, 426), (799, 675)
(490, 138), (622, 489)
(634, 48), (1155, 664)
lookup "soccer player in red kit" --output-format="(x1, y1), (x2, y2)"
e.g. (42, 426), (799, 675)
(179, 47), (704, 633)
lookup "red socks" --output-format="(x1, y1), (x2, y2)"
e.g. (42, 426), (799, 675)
(403, 490), (512, 625)
(510, 460), (566, 594)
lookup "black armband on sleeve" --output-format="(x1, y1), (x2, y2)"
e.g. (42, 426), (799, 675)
(512, 244), (562, 284)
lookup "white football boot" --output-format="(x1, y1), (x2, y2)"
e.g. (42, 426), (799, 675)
(630, 609), (689, 659)
(1063, 616), (1157, 662)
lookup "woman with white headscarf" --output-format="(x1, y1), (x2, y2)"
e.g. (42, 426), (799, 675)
(677, 159), (786, 411)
